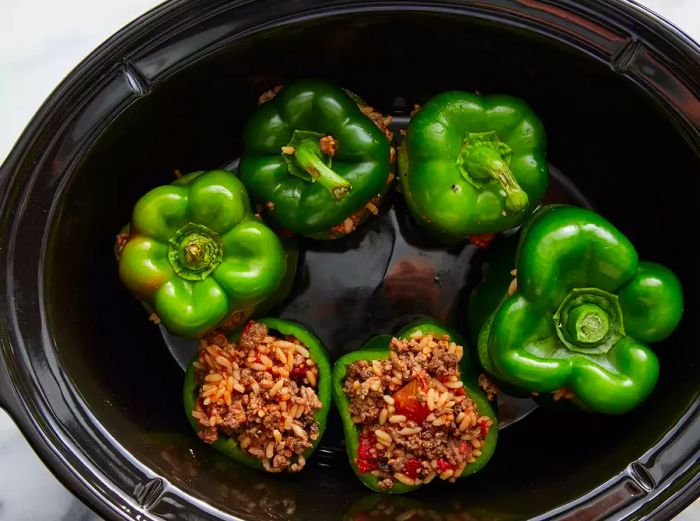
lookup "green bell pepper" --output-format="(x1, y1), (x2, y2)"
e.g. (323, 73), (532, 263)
(239, 80), (394, 239)
(467, 233), (529, 398)
(477, 205), (683, 414)
(332, 320), (498, 494)
(250, 235), (299, 319)
(398, 91), (549, 242)
(117, 170), (287, 338)
(183, 318), (332, 472)
(467, 233), (520, 350)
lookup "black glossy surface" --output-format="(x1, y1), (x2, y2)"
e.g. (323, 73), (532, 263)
(1, 1), (699, 520)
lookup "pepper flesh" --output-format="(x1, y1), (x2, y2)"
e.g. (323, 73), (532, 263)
(239, 80), (393, 239)
(399, 92), (549, 242)
(467, 233), (531, 398)
(476, 205), (683, 414)
(117, 170), (287, 338)
(332, 320), (498, 494)
(183, 318), (332, 471)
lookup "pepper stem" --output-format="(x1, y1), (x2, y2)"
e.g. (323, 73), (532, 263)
(184, 242), (204, 266)
(553, 288), (625, 354)
(282, 130), (351, 200)
(456, 131), (528, 214)
(566, 303), (610, 344)
(168, 223), (223, 281)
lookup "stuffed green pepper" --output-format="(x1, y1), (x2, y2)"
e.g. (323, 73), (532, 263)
(399, 91), (549, 243)
(116, 170), (287, 338)
(333, 320), (498, 493)
(239, 80), (394, 239)
(475, 205), (684, 414)
(184, 318), (331, 472)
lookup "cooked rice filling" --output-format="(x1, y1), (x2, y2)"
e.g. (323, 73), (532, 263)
(343, 331), (492, 489)
(191, 321), (322, 473)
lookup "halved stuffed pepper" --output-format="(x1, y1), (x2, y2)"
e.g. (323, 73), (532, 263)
(333, 320), (498, 493)
(184, 318), (331, 473)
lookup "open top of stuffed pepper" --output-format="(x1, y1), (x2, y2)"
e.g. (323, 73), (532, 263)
(184, 318), (332, 472)
(333, 321), (498, 493)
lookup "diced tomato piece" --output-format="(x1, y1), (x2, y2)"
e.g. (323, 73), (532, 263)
(403, 458), (422, 479)
(290, 363), (306, 379)
(436, 458), (456, 473)
(454, 387), (465, 396)
(468, 233), (496, 249)
(393, 380), (431, 424)
(459, 441), (471, 455)
(480, 419), (489, 438)
(357, 432), (379, 473)
(357, 459), (376, 474)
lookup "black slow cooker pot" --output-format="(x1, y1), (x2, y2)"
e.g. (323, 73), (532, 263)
(1, 1), (698, 519)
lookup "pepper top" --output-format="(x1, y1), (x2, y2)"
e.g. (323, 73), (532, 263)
(479, 205), (683, 414)
(399, 91), (549, 242)
(239, 80), (393, 239)
(118, 170), (287, 338)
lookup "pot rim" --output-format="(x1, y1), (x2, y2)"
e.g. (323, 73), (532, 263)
(0, 1), (698, 520)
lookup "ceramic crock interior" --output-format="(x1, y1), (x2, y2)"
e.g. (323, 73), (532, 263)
(42, 10), (698, 521)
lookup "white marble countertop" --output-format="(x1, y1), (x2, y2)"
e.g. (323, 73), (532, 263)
(1, 1), (698, 519)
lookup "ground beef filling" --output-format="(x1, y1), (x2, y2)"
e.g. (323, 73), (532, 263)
(343, 332), (493, 489)
(191, 321), (322, 473)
